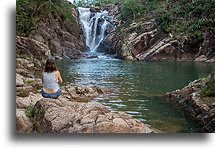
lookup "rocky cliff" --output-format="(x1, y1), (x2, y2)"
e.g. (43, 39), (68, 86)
(108, 23), (215, 62)
(32, 8), (86, 59)
(16, 0), (86, 60)
(101, 1), (215, 62)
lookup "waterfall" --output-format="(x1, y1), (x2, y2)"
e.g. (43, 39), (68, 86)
(77, 7), (110, 52)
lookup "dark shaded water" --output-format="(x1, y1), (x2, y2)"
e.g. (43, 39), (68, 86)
(56, 54), (213, 133)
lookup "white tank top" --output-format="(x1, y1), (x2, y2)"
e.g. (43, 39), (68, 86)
(43, 71), (59, 90)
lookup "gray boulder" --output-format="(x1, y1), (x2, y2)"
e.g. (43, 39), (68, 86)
(61, 85), (103, 101)
(32, 98), (152, 133)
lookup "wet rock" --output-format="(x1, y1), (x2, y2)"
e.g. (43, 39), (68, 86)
(89, 7), (101, 13)
(85, 55), (99, 59)
(123, 56), (134, 60)
(112, 54), (122, 59)
(194, 55), (208, 62)
(206, 58), (215, 63)
(63, 47), (83, 59)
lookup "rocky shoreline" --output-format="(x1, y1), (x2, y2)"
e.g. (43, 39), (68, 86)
(164, 77), (215, 132)
(16, 1), (215, 133)
(15, 3), (154, 133)
(16, 42), (152, 133)
(16, 50), (153, 133)
(17, 96), (152, 133)
(16, 84), (153, 133)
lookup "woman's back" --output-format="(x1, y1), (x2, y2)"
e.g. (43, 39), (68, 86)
(41, 59), (62, 99)
(43, 71), (58, 90)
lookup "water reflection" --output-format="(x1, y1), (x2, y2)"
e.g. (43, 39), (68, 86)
(56, 58), (213, 133)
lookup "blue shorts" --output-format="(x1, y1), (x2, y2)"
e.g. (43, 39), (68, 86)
(41, 88), (61, 99)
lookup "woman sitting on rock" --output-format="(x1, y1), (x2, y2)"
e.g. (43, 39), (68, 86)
(41, 59), (63, 99)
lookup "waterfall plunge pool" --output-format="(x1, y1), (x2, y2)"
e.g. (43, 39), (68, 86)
(73, 7), (213, 133)
(56, 54), (213, 133)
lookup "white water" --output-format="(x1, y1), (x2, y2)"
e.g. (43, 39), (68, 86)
(77, 7), (110, 52)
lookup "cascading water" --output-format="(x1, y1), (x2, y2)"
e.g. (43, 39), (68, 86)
(77, 7), (110, 52)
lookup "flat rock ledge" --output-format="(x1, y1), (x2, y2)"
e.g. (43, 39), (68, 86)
(19, 97), (152, 133)
(16, 84), (104, 108)
(61, 85), (104, 102)
(164, 78), (215, 133)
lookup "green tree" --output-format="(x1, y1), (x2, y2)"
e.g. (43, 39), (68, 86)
(16, 0), (36, 36)
(119, 0), (145, 21)
(16, 0), (53, 36)
(16, 0), (76, 36)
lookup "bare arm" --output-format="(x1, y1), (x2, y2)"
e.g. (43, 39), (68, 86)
(57, 71), (63, 84)
(41, 72), (44, 83)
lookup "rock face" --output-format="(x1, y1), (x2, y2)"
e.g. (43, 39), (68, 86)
(102, 6), (215, 62)
(17, 7), (86, 60)
(32, 9), (86, 59)
(16, 36), (51, 60)
(31, 97), (152, 133)
(164, 78), (215, 132)
(16, 109), (33, 133)
(98, 4), (123, 54)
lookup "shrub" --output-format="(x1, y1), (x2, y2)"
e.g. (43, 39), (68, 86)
(201, 87), (215, 97)
(16, 0), (76, 36)
(16, 0), (37, 36)
(157, 12), (172, 33)
(24, 80), (34, 84)
(17, 53), (30, 59)
(25, 105), (34, 118)
(25, 105), (44, 119)
(119, 0), (145, 21)
(56, 0), (76, 26)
